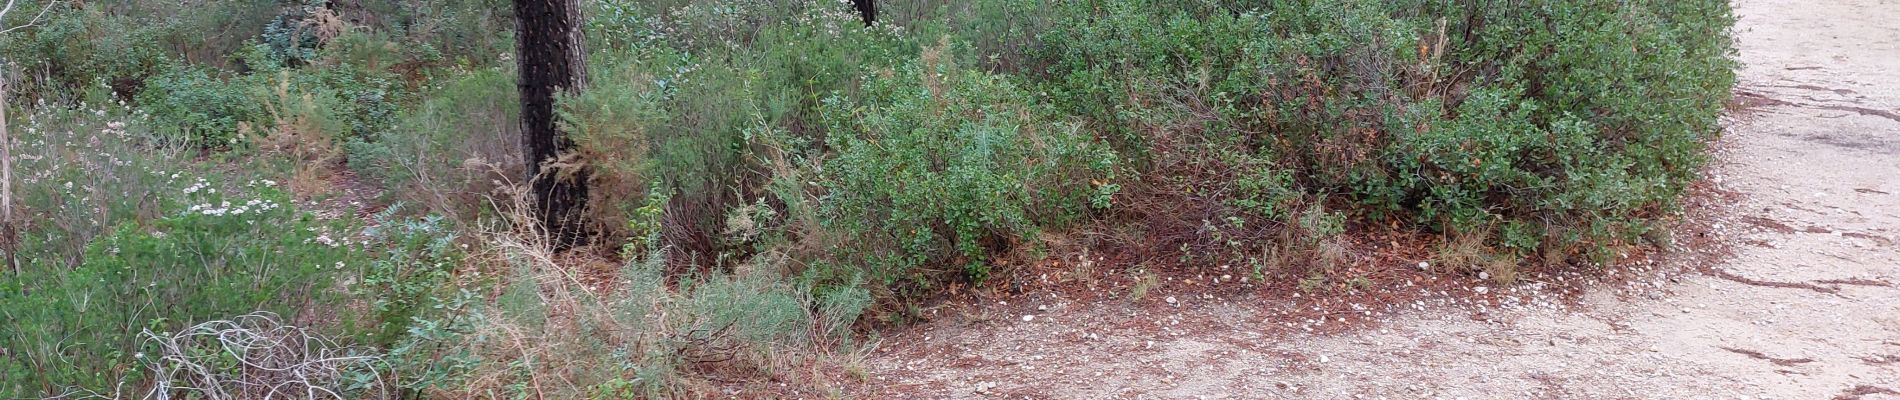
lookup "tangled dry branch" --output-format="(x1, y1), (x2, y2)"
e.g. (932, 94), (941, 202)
(56, 312), (392, 400)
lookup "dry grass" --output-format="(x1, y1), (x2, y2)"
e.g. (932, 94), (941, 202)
(246, 72), (343, 200)
(1435, 228), (1519, 284)
(382, 175), (869, 398)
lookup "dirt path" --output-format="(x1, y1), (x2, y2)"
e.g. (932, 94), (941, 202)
(850, 1), (1900, 398)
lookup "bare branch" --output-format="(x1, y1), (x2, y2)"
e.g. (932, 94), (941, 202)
(0, 0), (59, 35)
(0, 0), (18, 21)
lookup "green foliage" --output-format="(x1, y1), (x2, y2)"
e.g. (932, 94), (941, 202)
(1035, 0), (1736, 262)
(347, 67), (518, 220)
(389, 246), (862, 398)
(136, 66), (262, 147)
(1362, 0), (1736, 254)
(0, 0), (283, 102)
(1038, 0), (1261, 153)
(260, 5), (328, 65)
(0, 0), (1739, 396)
(817, 48), (1117, 287)
(357, 207), (464, 345)
(1, 181), (364, 395)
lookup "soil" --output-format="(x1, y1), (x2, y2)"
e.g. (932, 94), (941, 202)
(841, 0), (1900, 398)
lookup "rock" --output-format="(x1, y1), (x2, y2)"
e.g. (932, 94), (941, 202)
(1418, 261), (1431, 271)
(1474, 287), (1489, 294)
(974, 381), (998, 393)
(1023, 315), (1036, 322)
(1166, 296), (1179, 305)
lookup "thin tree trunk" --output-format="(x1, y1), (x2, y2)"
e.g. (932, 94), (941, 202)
(514, 0), (589, 248)
(1, 77), (17, 279)
(854, 0), (876, 27)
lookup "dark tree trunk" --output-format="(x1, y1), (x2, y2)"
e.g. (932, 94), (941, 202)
(514, 0), (589, 248)
(852, 0), (876, 27)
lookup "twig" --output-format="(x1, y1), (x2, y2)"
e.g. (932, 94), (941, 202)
(0, 0), (59, 35)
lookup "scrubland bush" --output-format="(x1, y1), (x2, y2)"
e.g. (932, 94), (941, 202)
(1, 0), (1735, 395)
(2, 183), (362, 393)
(382, 226), (865, 397)
(1029, 0), (1734, 273)
(347, 67), (520, 221)
(0, 103), (368, 395)
(811, 43), (1117, 289)
(136, 66), (262, 147)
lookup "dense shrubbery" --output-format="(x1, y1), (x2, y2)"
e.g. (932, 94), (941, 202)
(1026, 0), (1734, 271)
(814, 47), (1117, 288)
(1, 0), (1734, 396)
(0, 103), (369, 394)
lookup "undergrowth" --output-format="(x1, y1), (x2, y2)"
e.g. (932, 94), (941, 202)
(0, 0), (1734, 396)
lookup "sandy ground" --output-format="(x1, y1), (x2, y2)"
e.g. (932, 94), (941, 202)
(848, 0), (1900, 398)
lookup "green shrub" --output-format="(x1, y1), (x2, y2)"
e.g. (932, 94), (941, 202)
(1034, 0), (1735, 265)
(347, 67), (518, 222)
(357, 207), (464, 345)
(0, 0), (280, 102)
(1038, 0), (1261, 155)
(1359, 0), (1735, 255)
(557, 52), (670, 240)
(136, 66), (262, 147)
(0, 103), (385, 396)
(563, 6), (914, 262)
(388, 244), (862, 398)
(814, 45), (1117, 288)
(0, 182), (366, 396)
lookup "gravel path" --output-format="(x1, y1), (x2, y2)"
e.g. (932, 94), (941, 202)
(853, 1), (1900, 398)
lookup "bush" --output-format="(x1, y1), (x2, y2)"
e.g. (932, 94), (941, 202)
(136, 66), (262, 147)
(357, 208), (464, 345)
(1034, 0), (1735, 266)
(1, 0), (1741, 396)
(0, 103), (395, 396)
(387, 244), (863, 398)
(1358, 0), (1735, 258)
(811, 43), (1117, 289)
(347, 67), (519, 222)
(0, 182), (366, 395)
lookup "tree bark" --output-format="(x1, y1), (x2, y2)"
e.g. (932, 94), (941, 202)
(853, 0), (876, 27)
(1, 77), (16, 279)
(514, 0), (589, 248)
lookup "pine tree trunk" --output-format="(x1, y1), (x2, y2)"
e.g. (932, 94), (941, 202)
(514, 0), (589, 248)
(853, 0), (876, 27)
